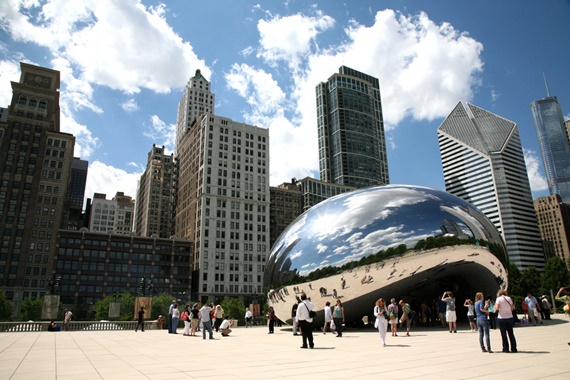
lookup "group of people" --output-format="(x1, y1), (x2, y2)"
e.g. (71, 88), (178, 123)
(161, 300), (234, 338)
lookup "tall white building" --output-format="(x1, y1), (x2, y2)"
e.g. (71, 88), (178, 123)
(176, 114), (269, 304)
(89, 192), (134, 234)
(438, 102), (545, 270)
(175, 69), (215, 154)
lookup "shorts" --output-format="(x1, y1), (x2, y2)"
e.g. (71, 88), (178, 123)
(467, 315), (475, 323)
(446, 310), (457, 323)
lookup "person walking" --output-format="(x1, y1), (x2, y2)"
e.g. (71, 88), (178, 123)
(541, 296), (552, 320)
(63, 309), (73, 331)
(388, 298), (399, 336)
(296, 294), (315, 348)
(199, 303), (215, 340)
(474, 292), (492, 352)
(267, 306), (276, 334)
(291, 302), (299, 336)
(333, 299), (345, 337)
(495, 289), (517, 353)
(399, 299), (412, 336)
(171, 302), (180, 334)
(135, 306), (145, 332)
(323, 302), (332, 334)
(374, 298), (389, 346)
(245, 308), (253, 328)
(168, 300), (176, 333)
(442, 291), (457, 333)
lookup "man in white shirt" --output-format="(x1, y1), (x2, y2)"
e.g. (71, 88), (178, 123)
(295, 294), (315, 349)
(219, 317), (233, 336)
(199, 303), (214, 340)
(323, 302), (332, 334)
(244, 308), (252, 328)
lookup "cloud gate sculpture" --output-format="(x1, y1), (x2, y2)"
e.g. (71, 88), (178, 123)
(264, 185), (508, 326)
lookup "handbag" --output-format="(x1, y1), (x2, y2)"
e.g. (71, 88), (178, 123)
(303, 302), (316, 318)
(330, 320), (336, 330)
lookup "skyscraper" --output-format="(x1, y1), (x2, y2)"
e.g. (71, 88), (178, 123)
(316, 66), (389, 188)
(0, 63), (75, 309)
(63, 157), (88, 230)
(175, 69), (215, 153)
(530, 95), (570, 203)
(534, 194), (570, 263)
(438, 102), (545, 270)
(134, 145), (176, 238)
(175, 114), (269, 304)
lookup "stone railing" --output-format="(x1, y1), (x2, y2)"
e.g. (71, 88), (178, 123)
(0, 320), (160, 332)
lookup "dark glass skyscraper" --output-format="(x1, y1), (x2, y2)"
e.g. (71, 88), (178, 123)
(316, 66), (389, 188)
(530, 96), (570, 204)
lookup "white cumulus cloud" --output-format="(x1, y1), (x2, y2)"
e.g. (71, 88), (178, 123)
(523, 148), (548, 195)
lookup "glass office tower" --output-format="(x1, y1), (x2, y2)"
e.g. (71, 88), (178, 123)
(530, 96), (570, 204)
(316, 66), (389, 188)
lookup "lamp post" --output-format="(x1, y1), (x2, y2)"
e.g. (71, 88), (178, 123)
(46, 273), (62, 294)
(42, 272), (61, 320)
(139, 277), (153, 297)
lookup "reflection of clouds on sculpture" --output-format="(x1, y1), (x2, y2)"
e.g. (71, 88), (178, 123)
(265, 185), (509, 325)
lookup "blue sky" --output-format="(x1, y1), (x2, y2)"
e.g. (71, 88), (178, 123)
(1, 0), (569, 205)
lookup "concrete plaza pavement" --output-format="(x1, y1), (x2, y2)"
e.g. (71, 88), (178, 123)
(0, 315), (569, 380)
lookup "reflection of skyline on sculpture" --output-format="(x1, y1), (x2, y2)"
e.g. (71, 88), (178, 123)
(265, 185), (508, 325)
(268, 185), (506, 279)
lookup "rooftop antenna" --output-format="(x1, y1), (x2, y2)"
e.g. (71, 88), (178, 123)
(543, 72), (551, 97)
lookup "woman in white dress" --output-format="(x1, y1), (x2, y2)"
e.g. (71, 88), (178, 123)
(374, 298), (389, 346)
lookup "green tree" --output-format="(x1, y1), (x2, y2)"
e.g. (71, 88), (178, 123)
(221, 298), (246, 325)
(151, 293), (175, 321)
(94, 292), (135, 321)
(541, 257), (569, 293)
(19, 297), (43, 321)
(519, 266), (542, 297)
(0, 291), (13, 321)
(507, 264), (523, 296)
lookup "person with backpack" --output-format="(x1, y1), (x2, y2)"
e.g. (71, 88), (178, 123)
(399, 299), (413, 336)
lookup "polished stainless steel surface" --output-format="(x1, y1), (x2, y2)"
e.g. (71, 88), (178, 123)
(265, 185), (508, 325)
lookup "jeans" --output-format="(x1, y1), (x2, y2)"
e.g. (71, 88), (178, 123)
(171, 317), (179, 333)
(476, 319), (490, 350)
(498, 318), (517, 352)
(202, 320), (214, 339)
